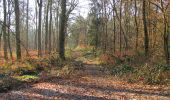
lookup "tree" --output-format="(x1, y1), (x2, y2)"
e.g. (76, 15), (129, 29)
(45, 0), (50, 53)
(161, 0), (170, 65)
(48, 0), (53, 54)
(143, 0), (149, 56)
(150, 0), (170, 65)
(113, 0), (116, 53)
(89, 0), (101, 49)
(135, 0), (139, 52)
(54, 0), (60, 51)
(3, 0), (8, 60)
(14, 0), (21, 59)
(37, 0), (42, 57)
(7, 0), (13, 59)
(59, 0), (67, 60)
(26, 0), (29, 53)
(119, 0), (122, 52)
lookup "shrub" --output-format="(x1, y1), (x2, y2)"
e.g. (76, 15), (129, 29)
(136, 64), (170, 85)
(112, 64), (134, 76)
(48, 53), (64, 67)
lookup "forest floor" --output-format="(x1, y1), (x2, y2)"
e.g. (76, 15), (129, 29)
(0, 50), (170, 100)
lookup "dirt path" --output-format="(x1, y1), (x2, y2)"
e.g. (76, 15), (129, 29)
(0, 51), (170, 100)
(0, 63), (170, 100)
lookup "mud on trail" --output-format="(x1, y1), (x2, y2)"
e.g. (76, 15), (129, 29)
(0, 51), (170, 100)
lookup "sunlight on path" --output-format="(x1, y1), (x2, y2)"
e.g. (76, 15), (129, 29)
(0, 64), (170, 100)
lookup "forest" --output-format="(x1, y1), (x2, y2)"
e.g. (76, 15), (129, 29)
(0, 0), (170, 99)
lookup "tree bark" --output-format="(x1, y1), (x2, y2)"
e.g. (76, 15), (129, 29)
(45, 0), (49, 53)
(143, 0), (149, 56)
(3, 0), (8, 60)
(135, 0), (139, 52)
(14, 0), (21, 59)
(37, 0), (42, 57)
(7, 0), (13, 59)
(119, 0), (122, 52)
(26, 0), (29, 54)
(59, 0), (66, 60)
(48, 0), (52, 54)
(112, 0), (116, 53)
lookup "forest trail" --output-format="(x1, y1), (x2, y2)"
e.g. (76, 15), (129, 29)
(0, 51), (170, 100)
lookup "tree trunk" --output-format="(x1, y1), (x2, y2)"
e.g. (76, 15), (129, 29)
(119, 0), (122, 52)
(45, 0), (49, 53)
(37, 0), (42, 57)
(26, 0), (29, 55)
(112, 0), (116, 53)
(3, 0), (8, 60)
(55, 1), (60, 52)
(143, 0), (149, 56)
(48, 0), (52, 54)
(162, 5), (169, 65)
(7, 1), (13, 59)
(135, 0), (139, 52)
(14, 0), (21, 60)
(163, 21), (169, 65)
(59, 0), (66, 60)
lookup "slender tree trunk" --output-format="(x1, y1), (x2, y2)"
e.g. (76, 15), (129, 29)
(95, 18), (99, 50)
(37, 0), (42, 57)
(112, 0), (116, 53)
(59, 0), (66, 60)
(45, 0), (49, 53)
(14, 0), (21, 60)
(135, 0), (139, 52)
(153, 6), (158, 48)
(7, 1), (13, 59)
(34, 1), (38, 50)
(55, 1), (60, 52)
(113, 14), (116, 53)
(48, 0), (52, 54)
(163, 18), (169, 65)
(119, 0), (122, 52)
(26, 0), (29, 55)
(104, 1), (108, 51)
(143, 0), (149, 56)
(3, 0), (8, 60)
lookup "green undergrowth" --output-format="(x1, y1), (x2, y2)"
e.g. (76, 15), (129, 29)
(110, 63), (170, 85)
(102, 51), (170, 85)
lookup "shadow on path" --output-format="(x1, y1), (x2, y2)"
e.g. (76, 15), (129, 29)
(45, 77), (170, 97)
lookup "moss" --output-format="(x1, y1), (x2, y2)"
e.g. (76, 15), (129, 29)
(14, 75), (39, 82)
